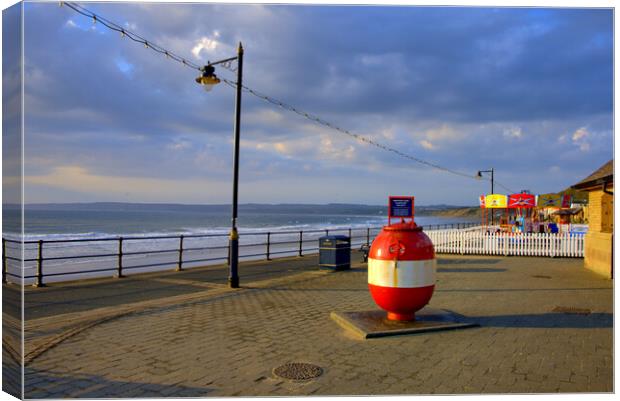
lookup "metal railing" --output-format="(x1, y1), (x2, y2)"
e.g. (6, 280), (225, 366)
(2, 222), (480, 286)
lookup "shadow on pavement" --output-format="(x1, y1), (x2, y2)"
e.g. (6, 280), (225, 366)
(464, 312), (612, 329)
(24, 367), (213, 398)
(2, 348), (21, 398)
(437, 258), (502, 265)
(437, 268), (507, 273)
(436, 287), (611, 293)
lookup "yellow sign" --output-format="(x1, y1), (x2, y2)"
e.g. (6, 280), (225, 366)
(537, 194), (561, 207)
(485, 194), (507, 208)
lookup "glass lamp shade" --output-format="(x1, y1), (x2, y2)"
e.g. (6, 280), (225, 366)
(195, 75), (221, 92)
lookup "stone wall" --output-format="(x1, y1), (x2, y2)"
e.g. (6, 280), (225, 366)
(583, 188), (613, 279)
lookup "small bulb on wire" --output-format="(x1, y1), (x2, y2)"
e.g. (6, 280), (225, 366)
(92, 15), (97, 25)
(120, 29), (125, 38)
(59, 1), (64, 7)
(144, 41), (149, 49)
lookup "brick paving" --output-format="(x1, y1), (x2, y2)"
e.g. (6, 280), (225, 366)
(4, 254), (614, 397)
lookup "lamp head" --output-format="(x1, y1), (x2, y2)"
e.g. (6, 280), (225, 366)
(476, 171), (483, 179)
(196, 65), (221, 92)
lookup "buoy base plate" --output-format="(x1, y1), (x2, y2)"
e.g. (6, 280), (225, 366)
(330, 308), (478, 339)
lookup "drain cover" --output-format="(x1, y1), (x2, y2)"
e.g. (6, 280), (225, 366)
(273, 362), (323, 381)
(552, 306), (591, 315)
(532, 275), (552, 279)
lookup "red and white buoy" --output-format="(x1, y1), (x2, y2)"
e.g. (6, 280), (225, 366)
(368, 222), (436, 321)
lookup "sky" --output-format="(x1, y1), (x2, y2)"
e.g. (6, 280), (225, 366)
(3, 1), (614, 206)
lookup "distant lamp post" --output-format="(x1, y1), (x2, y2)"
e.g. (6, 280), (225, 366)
(477, 168), (495, 225)
(196, 42), (244, 288)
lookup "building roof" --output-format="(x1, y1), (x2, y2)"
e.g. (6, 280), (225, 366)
(551, 207), (583, 216)
(572, 160), (613, 190)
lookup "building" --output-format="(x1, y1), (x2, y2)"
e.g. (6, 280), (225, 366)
(571, 160), (613, 278)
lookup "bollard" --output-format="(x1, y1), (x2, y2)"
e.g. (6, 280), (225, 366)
(266, 232), (271, 260)
(298, 231), (303, 257)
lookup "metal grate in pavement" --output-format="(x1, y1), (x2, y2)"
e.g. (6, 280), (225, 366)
(273, 362), (323, 381)
(552, 306), (591, 315)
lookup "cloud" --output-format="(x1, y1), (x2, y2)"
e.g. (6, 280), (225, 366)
(19, 3), (614, 204)
(167, 139), (192, 151)
(571, 127), (591, 151)
(503, 126), (523, 139)
(572, 127), (589, 141)
(191, 32), (221, 59)
(24, 165), (237, 203)
(416, 124), (461, 150)
(420, 140), (435, 150)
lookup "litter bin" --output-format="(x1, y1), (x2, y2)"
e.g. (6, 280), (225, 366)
(319, 235), (351, 270)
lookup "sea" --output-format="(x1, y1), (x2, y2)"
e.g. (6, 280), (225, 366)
(2, 203), (477, 284)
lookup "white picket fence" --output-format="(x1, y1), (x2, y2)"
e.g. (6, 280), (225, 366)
(426, 229), (584, 258)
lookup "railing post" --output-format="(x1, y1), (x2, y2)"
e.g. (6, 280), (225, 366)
(35, 240), (45, 287)
(348, 228), (352, 239)
(117, 237), (124, 278)
(266, 232), (271, 260)
(298, 231), (303, 257)
(227, 243), (231, 266)
(2, 239), (7, 284)
(325, 229), (329, 236)
(366, 227), (370, 246)
(176, 235), (184, 271)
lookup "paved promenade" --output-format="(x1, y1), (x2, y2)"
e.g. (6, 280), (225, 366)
(3, 252), (613, 397)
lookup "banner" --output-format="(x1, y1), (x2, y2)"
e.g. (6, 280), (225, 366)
(479, 195), (486, 208)
(485, 194), (507, 208)
(507, 193), (536, 208)
(537, 194), (561, 207)
(561, 194), (572, 208)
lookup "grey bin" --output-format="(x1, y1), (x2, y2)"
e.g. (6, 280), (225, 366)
(318, 235), (351, 270)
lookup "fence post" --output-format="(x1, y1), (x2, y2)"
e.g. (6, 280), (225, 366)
(266, 232), (271, 260)
(325, 229), (329, 236)
(298, 231), (303, 257)
(35, 240), (45, 287)
(2, 238), (6, 284)
(117, 237), (124, 278)
(176, 235), (184, 271)
(366, 227), (370, 246)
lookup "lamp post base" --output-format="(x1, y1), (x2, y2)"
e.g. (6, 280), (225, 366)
(228, 229), (239, 288)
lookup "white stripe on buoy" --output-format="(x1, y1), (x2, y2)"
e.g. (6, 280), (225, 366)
(368, 258), (436, 288)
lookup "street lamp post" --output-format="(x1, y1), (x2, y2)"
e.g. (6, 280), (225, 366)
(196, 42), (244, 288)
(477, 168), (494, 225)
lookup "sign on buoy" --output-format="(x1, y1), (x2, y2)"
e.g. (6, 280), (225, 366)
(368, 196), (436, 321)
